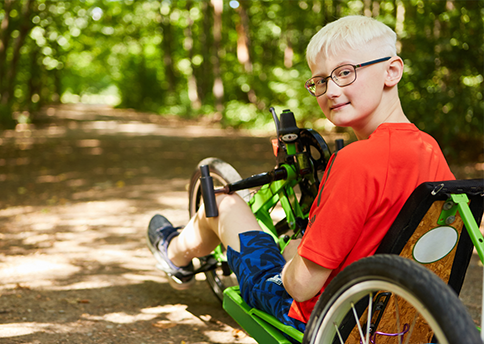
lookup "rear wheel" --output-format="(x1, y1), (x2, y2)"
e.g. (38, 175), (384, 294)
(188, 157), (250, 302)
(303, 254), (480, 344)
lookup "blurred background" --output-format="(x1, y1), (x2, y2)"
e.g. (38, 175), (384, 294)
(0, 0), (482, 163)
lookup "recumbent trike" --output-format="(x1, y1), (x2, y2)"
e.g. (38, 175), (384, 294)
(185, 108), (484, 344)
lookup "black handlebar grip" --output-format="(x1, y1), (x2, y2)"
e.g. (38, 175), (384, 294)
(200, 165), (219, 218)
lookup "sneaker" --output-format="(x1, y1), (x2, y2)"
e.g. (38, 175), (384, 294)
(146, 214), (195, 290)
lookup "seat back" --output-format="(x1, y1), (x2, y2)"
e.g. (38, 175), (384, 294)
(376, 179), (484, 294)
(363, 179), (484, 343)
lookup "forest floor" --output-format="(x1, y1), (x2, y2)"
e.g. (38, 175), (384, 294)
(0, 104), (482, 344)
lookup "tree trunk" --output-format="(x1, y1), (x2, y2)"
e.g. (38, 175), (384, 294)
(197, 1), (212, 103)
(185, 2), (201, 111)
(159, 1), (177, 95)
(4, 0), (34, 105)
(0, 0), (14, 103)
(211, 0), (224, 113)
(28, 43), (41, 114)
(236, 1), (258, 105)
(0, 0), (34, 128)
(236, 3), (252, 72)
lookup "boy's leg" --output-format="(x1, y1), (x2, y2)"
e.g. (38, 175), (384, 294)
(147, 193), (259, 289)
(167, 194), (304, 331)
(147, 193), (304, 331)
(167, 193), (262, 267)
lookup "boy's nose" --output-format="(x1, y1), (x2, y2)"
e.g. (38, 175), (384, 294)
(325, 78), (341, 98)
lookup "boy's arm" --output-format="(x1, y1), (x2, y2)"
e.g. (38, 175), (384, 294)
(281, 253), (332, 302)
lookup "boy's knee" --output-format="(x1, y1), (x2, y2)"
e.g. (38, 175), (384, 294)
(216, 193), (244, 212)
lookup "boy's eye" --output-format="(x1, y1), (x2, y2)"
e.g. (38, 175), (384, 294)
(315, 78), (327, 86)
(335, 67), (354, 79)
(337, 69), (351, 77)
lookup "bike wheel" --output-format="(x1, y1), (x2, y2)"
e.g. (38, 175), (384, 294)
(303, 254), (480, 344)
(188, 157), (251, 302)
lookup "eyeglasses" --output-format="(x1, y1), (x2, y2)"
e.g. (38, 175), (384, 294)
(305, 57), (392, 97)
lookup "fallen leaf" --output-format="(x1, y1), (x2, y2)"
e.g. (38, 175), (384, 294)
(232, 329), (247, 339)
(152, 320), (177, 329)
(15, 283), (30, 290)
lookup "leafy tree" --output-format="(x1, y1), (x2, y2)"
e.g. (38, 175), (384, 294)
(0, 0), (36, 126)
(0, 0), (481, 162)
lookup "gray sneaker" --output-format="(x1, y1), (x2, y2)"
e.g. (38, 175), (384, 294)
(146, 214), (195, 290)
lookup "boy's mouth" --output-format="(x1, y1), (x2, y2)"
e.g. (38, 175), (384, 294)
(330, 102), (350, 111)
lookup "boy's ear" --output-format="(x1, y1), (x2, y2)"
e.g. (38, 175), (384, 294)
(384, 56), (404, 87)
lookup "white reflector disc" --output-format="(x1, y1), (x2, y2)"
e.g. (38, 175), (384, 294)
(413, 226), (458, 264)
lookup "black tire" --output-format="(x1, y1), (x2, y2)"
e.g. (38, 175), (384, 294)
(188, 157), (250, 302)
(303, 254), (480, 344)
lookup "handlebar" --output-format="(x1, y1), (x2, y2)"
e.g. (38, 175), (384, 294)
(201, 165), (289, 218)
(200, 165), (219, 217)
(201, 107), (338, 218)
(214, 167), (288, 195)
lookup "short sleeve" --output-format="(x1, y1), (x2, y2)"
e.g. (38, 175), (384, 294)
(298, 146), (384, 269)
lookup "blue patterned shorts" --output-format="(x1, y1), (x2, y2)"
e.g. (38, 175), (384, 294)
(226, 231), (306, 333)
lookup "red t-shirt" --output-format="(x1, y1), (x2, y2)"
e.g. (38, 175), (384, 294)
(288, 123), (455, 322)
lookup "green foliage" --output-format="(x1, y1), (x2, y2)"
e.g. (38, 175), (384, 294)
(116, 54), (164, 113)
(398, 0), (483, 160)
(0, 0), (482, 161)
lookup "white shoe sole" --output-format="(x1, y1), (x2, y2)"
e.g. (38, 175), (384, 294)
(146, 231), (195, 290)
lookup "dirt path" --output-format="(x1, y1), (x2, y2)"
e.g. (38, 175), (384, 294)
(0, 104), (482, 343)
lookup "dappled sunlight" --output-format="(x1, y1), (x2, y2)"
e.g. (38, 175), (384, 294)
(0, 188), (253, 342)
(78, 120), (235, 138)
(0, 302), (255, 342)
(82, 310), (159, 324)
(0, 322), (83, 338)
(81, 304), (203, 325)
(0, 256), (81, 287)
(0, 196), (189, 291)
(156, 191), (190, 209)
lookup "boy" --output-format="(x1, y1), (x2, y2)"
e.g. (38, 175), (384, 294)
(146, 15), (454, 332)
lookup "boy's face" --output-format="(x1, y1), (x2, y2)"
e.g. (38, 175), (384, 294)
(310, 44), (389, 135)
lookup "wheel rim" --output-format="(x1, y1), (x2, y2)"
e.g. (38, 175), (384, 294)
(190, 174), (221, 217)
(189, 172), (248, 217)
(312, 280), (449, 344)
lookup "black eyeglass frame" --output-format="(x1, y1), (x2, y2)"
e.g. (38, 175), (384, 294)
(305, 56), (392, 97)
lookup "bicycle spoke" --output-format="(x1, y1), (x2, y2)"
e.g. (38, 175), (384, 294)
(395, 295), (402, 344)
(365, 292), (373, 344)
(352, 302), (368, 344)
(334, 322), (344, 344)
(403, 312), (419, 344)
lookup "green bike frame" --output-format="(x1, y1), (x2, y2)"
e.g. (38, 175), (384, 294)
(444, 193), (484, 341)
(249, 163), (304, 251)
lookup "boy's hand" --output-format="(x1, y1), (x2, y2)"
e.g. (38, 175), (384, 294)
(282, 238), (301, 261)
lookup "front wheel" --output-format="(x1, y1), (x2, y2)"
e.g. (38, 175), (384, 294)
(188, 157), (251, 302)
(303, 254), (480, 344)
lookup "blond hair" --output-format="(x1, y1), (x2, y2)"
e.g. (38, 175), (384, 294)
(307, 16), (397, 67)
